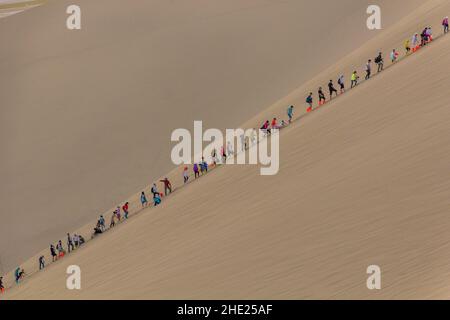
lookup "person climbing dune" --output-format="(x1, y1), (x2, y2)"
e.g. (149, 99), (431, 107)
(141, 191), (148, 207)
(193, 163), (200, 178)
(318, 87), (326, 106)
(160, 177), (172, 196)
(122, 202), (129, 219)
(338, 75), (345, 93)
(50, 244), (57, 262)
(365, 60), (372, 80)
(287, 105), (294, 123)
(404, 39), (411, 54)
(0, 276), (4, 293)
(351, 71), (359, 88)
(14, 267), (25, 284)
(390, 49), (398, 63)
(306, 92), (313, 112)
(328, 80), (338, 99)
(153, 192), (161, 206)
(375, 52), (384, 72)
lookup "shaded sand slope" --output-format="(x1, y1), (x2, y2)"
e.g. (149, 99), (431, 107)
(5, 1), (450, 299)
(0, 0), (425, 273)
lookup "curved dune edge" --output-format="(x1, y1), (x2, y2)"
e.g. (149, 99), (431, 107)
(0, 0), (46, 18)
(3, 0), (450, 299)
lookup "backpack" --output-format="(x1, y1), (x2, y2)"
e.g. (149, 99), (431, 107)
(375, 55), (381, 63)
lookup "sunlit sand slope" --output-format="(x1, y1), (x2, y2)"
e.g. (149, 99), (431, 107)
(5, 0), (450, 299)
(0, 0), (425, 273)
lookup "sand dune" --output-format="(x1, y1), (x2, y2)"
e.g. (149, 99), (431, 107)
(3, 0), (450, 299)
(0, 0), (424, 273)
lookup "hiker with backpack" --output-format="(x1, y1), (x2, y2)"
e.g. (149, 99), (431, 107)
(151, 183), (159, 198)
(375, 52), (384, 72)
(14, 267), (25, 284)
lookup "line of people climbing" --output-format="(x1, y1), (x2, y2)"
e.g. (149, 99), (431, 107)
(2, 16), (448, 295)
(303, 20), (448, 113)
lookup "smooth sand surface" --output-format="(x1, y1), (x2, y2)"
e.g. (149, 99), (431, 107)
(0, 0), (425, 273)
(3, 0), (450, 299)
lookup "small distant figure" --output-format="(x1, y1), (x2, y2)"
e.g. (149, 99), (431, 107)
(239, 133), (245, 151)
(365, 60), (372, 80)
(57, 240), (66, 257)
(411, 33), (419, 51)
(99, 215), (106, 231)
(193, 163), (200, 178)
(151, 183), (159, 198)
(404, 39), (411, 54)
(122, 202), (129, 219)
(337, 75), (345, 93)
(261, 120), (271, 135)
(67, 233), (74, 252)
(160, 177), (172, 196)
(328, 80), (338, 99)
(141, 191), (148, 207)
(110, 213), (116, 228)
(420, 27), (431, 46)
(39, 255), (45, 270)
(443, 16), (449, 34)
(115, 206), (121, 221)
(211, 149), (217, 166)
(78, 235), (85, 246)
(226, 141), (234, 156)
(202, 160), (208, 173)
(271, 118), (279, 129)
(318, 87), (326, 106)
(221, 146), (227, 163)
(390, 49), (398, 63)
(250, 129), (257, 146)
(199, 161), (205, 175)
(306, 92), (313, 112)
(50, 244), (57, 262)
(14, 267), (25, 284)
(426, 26), (433, 42)
(351, 71), (359, 88)
(287, 105), (294, 123)
(375, 52), (384, 72)
(153, 192), (161, 206)
(183, 167), (189, 183)
(93, 225), (103, 236)
(0, 276), (4, 293)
